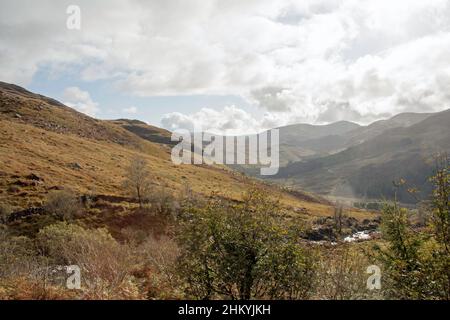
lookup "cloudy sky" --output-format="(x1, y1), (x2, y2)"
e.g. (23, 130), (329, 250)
(1, 0), (450, 135)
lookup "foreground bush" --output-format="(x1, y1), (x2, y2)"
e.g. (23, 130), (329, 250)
(37, 222), (141, 299)
(176, 189), (316, 300)
(314, 244), (382, 300)
(374, 156), (450, 300)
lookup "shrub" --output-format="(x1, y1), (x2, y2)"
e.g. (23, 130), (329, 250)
(136, 235), (182, 299)
(373, 155), (450, 300)
(176, 188), (316, 300)
(44, 190), (81, 220)
(0, 229), (61, 300)
(0, 228), (40, 278)
(37, 222), (140, 299)
(0, 203), (13, 223)
(314, 244), (382, 300)
(148, 183), (178, 217)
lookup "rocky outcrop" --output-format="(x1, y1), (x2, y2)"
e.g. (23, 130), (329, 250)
(6, 207), (47, 223)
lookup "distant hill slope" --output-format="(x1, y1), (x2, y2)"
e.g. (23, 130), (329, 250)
(275, 109), (450, 203)
(340, 112), (433, 149)
(276, 113), (432, 165)
(277, 121), (361, 165)
(110, 119), (175, 146)
(279, 121), (361, 144)
(0, 81), (350, 219)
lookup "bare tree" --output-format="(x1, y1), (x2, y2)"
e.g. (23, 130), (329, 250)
(123, 156), (151, 208)
(334, 202), (344, 237)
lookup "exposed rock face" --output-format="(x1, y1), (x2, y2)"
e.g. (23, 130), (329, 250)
(6, 207), (47, 223)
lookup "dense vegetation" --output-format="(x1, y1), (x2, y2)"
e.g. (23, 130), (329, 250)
(176, 189), (315, 299)
(373, 156), (450, 299)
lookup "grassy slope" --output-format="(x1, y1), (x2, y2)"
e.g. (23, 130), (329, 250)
(0, 82), (369, 220)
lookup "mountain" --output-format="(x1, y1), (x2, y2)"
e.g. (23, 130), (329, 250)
(276, 121), (360, 165)
(279, 121), (361, 144)
(276, 113), (432, 165)
(275, 109), (450, 203)
(0, 81), (348, 220)
(340, 112), (433, 148)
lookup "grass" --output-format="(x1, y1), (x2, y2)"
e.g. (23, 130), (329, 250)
(0, 119), (370, 218)
(0, 81), (375, 222)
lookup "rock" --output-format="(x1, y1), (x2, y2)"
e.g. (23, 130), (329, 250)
(367, 222), (379, 230)
(294, 207), (308, 214)
(26, 173), (43, 181)
(7, 207), (47, 223)
(11, 179), (31, 187)
(305, 226), (336, 241)
(15, 113), (22, 119)
(48, 185), (64, 191)
(68, 162), (82, 170)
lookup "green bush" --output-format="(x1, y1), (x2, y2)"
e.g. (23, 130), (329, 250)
(37, 222), (140, 299)
(176, 188), (316, 300)
(374, 156), (450, 300)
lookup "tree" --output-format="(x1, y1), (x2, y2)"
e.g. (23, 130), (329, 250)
(428, 154), (450, 299)
(333, 203), (344, 237)
(373, 202), (425, 299)
(176, 188), (316, 300)
(374, 154), (450, 300)
(123, 156), (152, 208)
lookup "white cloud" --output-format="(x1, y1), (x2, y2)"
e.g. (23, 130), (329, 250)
(162, 106), (268, 136)
(62, 86), (99, 117)
(122, 106), (138, 114)
(2, 0), (450, 129)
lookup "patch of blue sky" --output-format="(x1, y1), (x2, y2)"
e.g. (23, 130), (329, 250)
(28, 65), (257, 128)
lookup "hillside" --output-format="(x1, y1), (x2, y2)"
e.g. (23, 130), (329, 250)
(344, 112), (432, 146)
(277, 121), (361, 165)
(109, 119), (175, 146)
(0, 81), (362, 221)
(275, 109), (450, 203)
(278, 121), (361, 144)
(276, 112), (432, 165)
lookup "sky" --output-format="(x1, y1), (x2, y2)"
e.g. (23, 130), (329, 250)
(1, 0), (450, 135)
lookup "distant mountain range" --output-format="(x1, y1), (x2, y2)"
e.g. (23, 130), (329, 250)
(264, 109), (449, 203)
(276, 112), (433, 165)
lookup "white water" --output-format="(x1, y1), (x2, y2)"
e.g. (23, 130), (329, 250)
(344, 230), (375, 243)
